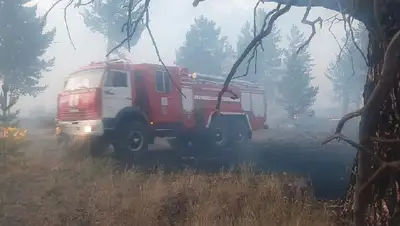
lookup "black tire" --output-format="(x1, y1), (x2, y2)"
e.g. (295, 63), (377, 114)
(113, 121), (149, 162)
(208, 118), (229, 149)
(229, 120), (250, 150)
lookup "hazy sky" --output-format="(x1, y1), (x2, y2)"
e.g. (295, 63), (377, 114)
(19, 0), (346, 115)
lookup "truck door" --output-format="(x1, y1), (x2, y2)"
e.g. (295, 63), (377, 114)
(133, 70), (150, 116)
(153, 70), (182, 124)
(102, 69), (132, 118)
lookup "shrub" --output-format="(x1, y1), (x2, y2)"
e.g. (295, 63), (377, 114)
(0, 127), (30, 171)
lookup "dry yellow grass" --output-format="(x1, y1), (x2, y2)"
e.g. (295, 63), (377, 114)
(0, 146), (335, 226)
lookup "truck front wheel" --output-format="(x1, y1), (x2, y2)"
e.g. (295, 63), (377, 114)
(113, 121), (149, 161)
(208, 119), (229, 149)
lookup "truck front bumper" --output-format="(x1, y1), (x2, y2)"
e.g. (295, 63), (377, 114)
(56, 119), (104, 137)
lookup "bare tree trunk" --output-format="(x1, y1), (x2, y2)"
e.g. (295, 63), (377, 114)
(348, 9), (400, 226)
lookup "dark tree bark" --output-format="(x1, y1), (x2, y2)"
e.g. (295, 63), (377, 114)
(264, 0), (400, 225)
(354, 10), (400, 224)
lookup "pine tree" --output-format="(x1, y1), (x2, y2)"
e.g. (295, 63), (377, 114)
(326, 23), (368, 114)
(80, 0), (145, 58)
(277, 25), (318, 119)
(236, 9), (282, 103)
(0, 0), (55, 126)
(175, 15), (233, 75)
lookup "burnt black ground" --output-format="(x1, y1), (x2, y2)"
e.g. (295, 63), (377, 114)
(130, 136), (356, 200)
(23, 115), (357, 201)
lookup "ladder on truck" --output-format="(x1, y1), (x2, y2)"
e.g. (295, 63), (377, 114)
(183, 72), (263, 90)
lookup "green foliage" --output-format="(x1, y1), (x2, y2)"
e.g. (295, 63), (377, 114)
(0, 0), (54, 129)
(175, 15), (234, 75)
(80, 0), (145, 56)
(277, 25), (318, 118)
(236, 9), (282, 82)
(221, 43), (236, 75)
(326, 23), (368, 114)
(0, 0), (54, 97)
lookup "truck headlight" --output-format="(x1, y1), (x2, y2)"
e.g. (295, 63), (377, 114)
(56, 127), (61, 135)
(83, 125), (92, 133)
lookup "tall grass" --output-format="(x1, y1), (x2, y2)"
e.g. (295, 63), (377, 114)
(0, 150), (334, 226)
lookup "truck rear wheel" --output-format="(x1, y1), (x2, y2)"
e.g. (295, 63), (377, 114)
(113, 121), (149, 161)
(229, 120), (249, 149)
(88, 136), (110, 158)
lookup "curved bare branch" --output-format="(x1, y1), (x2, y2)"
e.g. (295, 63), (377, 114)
(296, 0), (322, 53)
(216, 2), (293, 111)
(265, 0), (372, 23)
(143, 6), (186, 98)
(64, 0), (76, 50)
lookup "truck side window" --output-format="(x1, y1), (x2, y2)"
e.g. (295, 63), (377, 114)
(163, 72), (171, 93)
(105, 71), (128, 87)
(156, 71), (170, 93)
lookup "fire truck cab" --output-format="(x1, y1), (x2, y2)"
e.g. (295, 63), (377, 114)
(56, 59), (266, 159)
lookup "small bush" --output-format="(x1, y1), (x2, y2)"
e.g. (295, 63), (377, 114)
(0, 127), (30, 171)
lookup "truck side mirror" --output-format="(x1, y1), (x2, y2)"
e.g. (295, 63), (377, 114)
(264, 124), (269, 129)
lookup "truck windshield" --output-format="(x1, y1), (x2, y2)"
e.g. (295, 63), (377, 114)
(64, 68), (105, 91)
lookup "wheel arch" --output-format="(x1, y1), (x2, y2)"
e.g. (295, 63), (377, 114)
(115, 106), (149, 128)
(207, 112), (252, 139)
(207, 112), (252, 128)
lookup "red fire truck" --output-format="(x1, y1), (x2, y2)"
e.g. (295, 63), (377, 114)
(56, 59), (267, 160)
